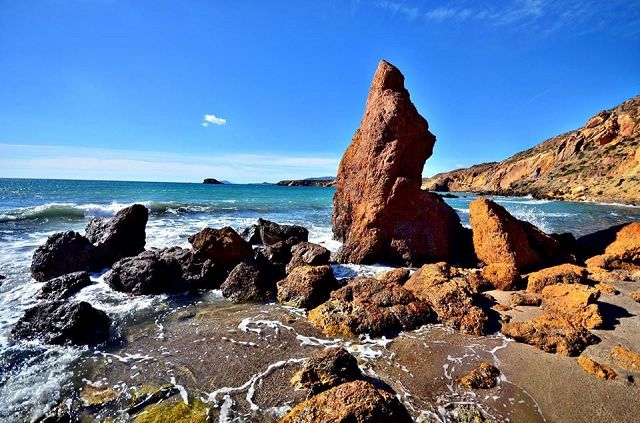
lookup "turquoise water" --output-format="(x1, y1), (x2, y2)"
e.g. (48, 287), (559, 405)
(0, 177), (639, 420)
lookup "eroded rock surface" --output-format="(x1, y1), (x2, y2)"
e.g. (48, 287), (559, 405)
(404, 263), (489, 335)
(577, 356), (617, 380)
(281, 380), (412, 423)
(332, 60), (470, 266)
(290, 347), (361, 395)
(221, 258), (278, 303)
(481, 263), (521, 291)
(12, 301), (110, 345)
(526, 263), (589, 293)
(308, 277), (435, 337)
(501, 313), (598, 356)
(541, 284), (603, 330)
(277, 265), (338, 309)
(286, 242), (330, 273)
(31, 231), (95, 282)
(188, 226), (253, 269)
(37, 271), (91, 301)
(457, 363), (501, 389)
(469, 198), (563, 271)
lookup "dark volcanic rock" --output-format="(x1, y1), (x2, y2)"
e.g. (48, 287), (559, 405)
(286, 242), (331, 273)
(37, 271), (91, 301)
(188, 226), (253, 269)
(12, 301), (110, 345)
(85, 204), (148, 267)
(239, 224), (261, 245)
(105, 251), (182, 295)
(220, 258), (278, 303)
(277, 265), (338, 309)
(257, 218), (308, 246)
(105, 248), (223, 295)
(308, 277), (435, 337)
(31, 204), (149, 281)
(31, 231), (95, 282)
(291, 347), (362, 395)
(331, 60), (471, 266)
(281, 380), (412, 423)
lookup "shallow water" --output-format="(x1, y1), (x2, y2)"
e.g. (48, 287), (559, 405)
(1, 178), (639, 421)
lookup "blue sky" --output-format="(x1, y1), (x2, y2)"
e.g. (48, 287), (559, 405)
(0, 0), (639, 183)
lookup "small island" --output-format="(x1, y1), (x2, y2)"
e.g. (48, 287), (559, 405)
(202, 178), (223, 185)
(276, 177), (336, 187)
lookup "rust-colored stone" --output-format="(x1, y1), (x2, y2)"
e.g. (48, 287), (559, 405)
(332, 60), (470, 266)
(526, 264), (589, 293)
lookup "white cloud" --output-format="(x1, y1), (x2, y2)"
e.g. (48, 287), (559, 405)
(202, 114), (227, 127)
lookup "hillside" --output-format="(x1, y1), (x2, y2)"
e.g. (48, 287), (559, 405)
(423, 95), (640, 205)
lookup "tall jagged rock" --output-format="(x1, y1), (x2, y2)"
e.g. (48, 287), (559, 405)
(332, 60), (470, 266)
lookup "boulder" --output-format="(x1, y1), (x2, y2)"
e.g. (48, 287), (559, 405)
(286, 242), (331, 273)
(332, 60), (471, 266)
(308, 277), (435, 337)
(510, 291), (541, 307)
(404, 263), (489, 335)
(577, 222), (640, 263)
(85, 204), (148, 267)
(469, 198), (563, 271)
(257, 218), (308, 246)
(31, 204), (149, 281)
(457, 363), (501, 389)
(37, 271), (91, 301)
(375, 268), (411, 285)
(220, 258), (278, 303)
(611, 345), (640, 370)
(188, 226), (253, 269)
(290, 347), (362, 395)
(105, 251), (182, 295)
(105, 248), (222, 295)
(577, 356), (617, 380)
(526, 264), (589, 293)
(541, 284), (602, 329)
(630, 290), (640, 303)
(277, 265), (338, 309)
(281, 380), (412, 423)
(31, 231), (95, 282)
(481, 263), (521, 291)
(501, 313), (598, 356)
(239, 224), (261, 244)
(12, 301), (110, 345)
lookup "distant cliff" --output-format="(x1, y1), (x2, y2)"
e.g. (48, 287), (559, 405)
(276, 177), (336, 187)
(423, 95), (640, 205)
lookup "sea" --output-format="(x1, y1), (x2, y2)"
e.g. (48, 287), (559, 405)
(1, 178), (639, 422)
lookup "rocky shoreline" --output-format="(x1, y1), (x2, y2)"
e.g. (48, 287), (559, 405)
(11, 60), (640, 422)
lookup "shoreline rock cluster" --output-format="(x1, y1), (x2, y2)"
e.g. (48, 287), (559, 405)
(14, 59), (640, 421)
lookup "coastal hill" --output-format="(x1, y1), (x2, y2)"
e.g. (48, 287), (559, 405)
(423, 95), (640, 205)
(276, 177), (336, 187)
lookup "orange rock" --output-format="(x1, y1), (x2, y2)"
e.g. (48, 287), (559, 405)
(526, 264), (589, 293)
(374, 268), (411, 285)
(577, 356), (617, 380)
(404, 263), (488, 335)
(307, 277), (435, 337)
(276, 265), (338, 309)
(481, 263), (521, 291)
(541, 284), (602, 329)
(510, 291), (541, 307)
(280, 380), (412, 423)
(611, 345), (640, 370)
(630, 290), (640, 302)
(501, 313), (598, 356)
(332, 60), (471, 266)
(457, 362), (501, 389)
(469, 198), (561, 271)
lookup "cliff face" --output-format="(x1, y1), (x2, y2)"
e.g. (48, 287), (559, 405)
(423, 96), (640, 205)
(276, 178), (336, 187)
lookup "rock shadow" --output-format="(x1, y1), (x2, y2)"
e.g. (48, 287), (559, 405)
(597, 301), (635, 330)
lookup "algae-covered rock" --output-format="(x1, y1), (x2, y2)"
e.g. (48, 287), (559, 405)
(133, 398), (210, 423)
